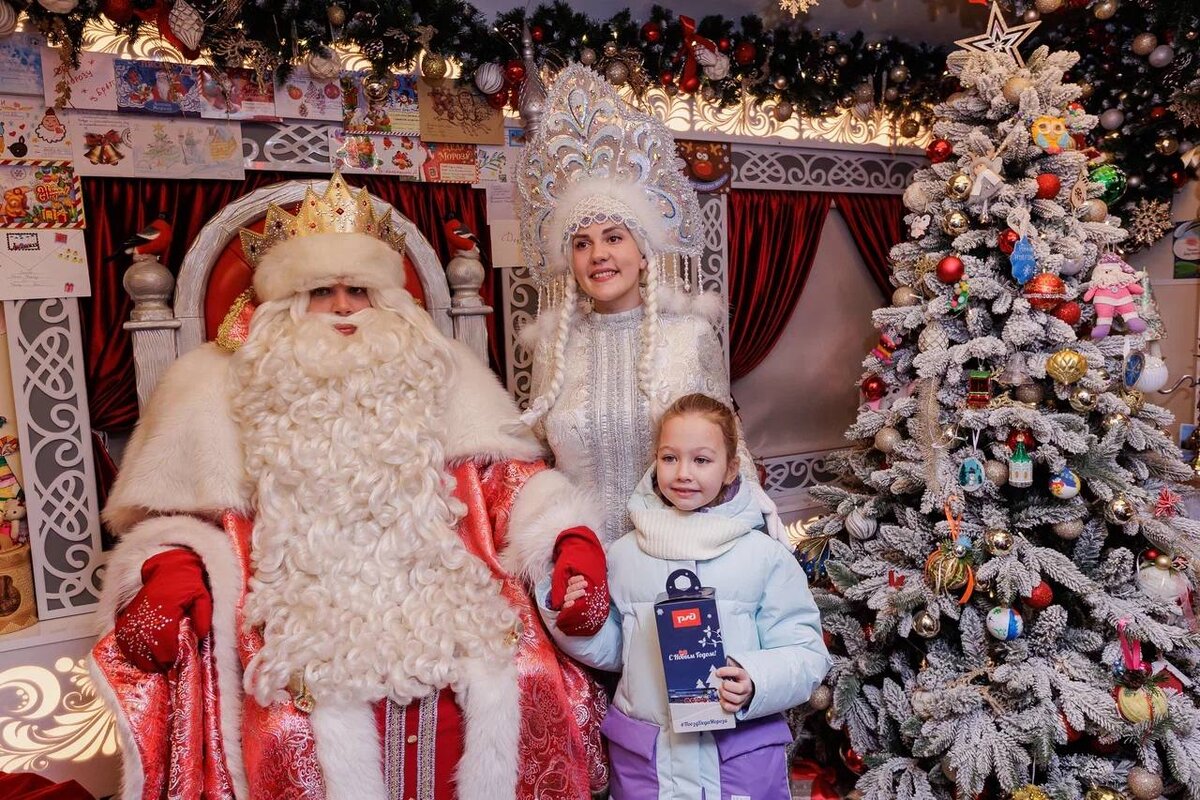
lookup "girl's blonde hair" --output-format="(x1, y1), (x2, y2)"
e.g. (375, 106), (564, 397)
(654, 393), (738, 463)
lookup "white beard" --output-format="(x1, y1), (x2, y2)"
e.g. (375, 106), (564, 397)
(231, 300), (518, 707)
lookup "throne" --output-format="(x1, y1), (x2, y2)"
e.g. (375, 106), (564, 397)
(122, 179), (492, 407)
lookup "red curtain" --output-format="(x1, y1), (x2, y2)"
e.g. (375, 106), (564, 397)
(79, 172), (493, 436)
(727, 189), (832, 381)
(831, 192), (906, 298)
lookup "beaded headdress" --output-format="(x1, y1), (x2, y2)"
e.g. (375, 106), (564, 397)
(516, 64), (703, 302)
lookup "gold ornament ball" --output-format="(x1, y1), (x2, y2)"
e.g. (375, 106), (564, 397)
(1080, 198), (1109, 222)
(579, 47), (597, 66)
(421, 53), (448, 81)
(899, 118), (921, 138)
(1102, 412), (1128, 430)
(1023, 9), (1041, 22)
(773, 74), (790, 91)
(1120, 389), (1145, 415)
(1156, 136), (1179, 156)
(808, 684), (833, 711)
(1012, 785), (1051, 800)
(874, 426), (902, 453)
(985, 528), (1015, 556)
(1047, 349), (1089, 384)
(1093, 0), (1118, 20)
(1078, 81), (1094, 98)
(824, 706), (837, 725)
(1127, 767), (1163, 800)
(1053, 519), (1085, 540)
(603, 41), (618, 57)
(1069, 386), (1099, 412)
(942, 210), (970, 236)
(1034, 0), (1062, 12)
(326, 3), (346, 26)
(773, 101), (794, 122)
(893, 286), (922, 306)
(985, 459), (1009, 486)
(1132, 32), (1158, 56)
(1002, 76), (1032, 104)
(1106, 496), (1135, 524)
(946, 172), (973, 200)
(1015, 382), (1045, 404)
(1155, 553), (1173, 569)
(912, 610), (941, 638)
(1085, 788), (1127, 800)
(604, 61), (630, 87)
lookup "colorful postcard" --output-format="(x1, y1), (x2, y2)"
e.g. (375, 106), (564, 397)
(341, 72), (419, 134)
(0, 228), (90, 300)
(0, 33), (45, 98)
(417, 78), (503, 145)
(676, 140), (731, 194)
(1174, 219), (1200, 279)
(0, 96), (71, 161)
(0, 163), (84, 228)
(275, 70), (344, 122)
(329, 129), (425, 179)
(70, 112), (243, 180)
(422, 142), (478, 183)
(504, 126), (526, 147)
(198, 67), (279, 121)
(476, 145), (514, 183)
(40, 47), (118, 111)
(114, 60), (201, 116)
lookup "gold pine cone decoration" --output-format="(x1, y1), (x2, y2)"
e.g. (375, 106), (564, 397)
(1011, 786), (1051, 800)
(1046, 349), (1088, 384)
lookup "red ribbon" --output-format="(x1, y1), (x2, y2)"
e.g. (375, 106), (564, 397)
(1117, 619), (1146, 672)
(888, 570), (906, 589)
(679, 16), (718, 89)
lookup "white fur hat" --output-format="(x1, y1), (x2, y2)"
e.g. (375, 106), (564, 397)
(252, 232), (405, 303)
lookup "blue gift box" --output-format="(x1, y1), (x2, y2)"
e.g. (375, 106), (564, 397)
(654, 568), (735, 733)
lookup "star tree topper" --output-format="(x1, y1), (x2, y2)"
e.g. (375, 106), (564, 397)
(953, 2), (1040, 67)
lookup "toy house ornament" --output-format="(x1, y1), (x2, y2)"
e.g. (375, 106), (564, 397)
(966, 365), (993, 408)
(1009, 441), (1033, 487)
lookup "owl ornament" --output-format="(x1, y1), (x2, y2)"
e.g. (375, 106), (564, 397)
(1031, 115), (1073, 155)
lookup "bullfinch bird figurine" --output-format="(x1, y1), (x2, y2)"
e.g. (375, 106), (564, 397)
(107, 213), (173, 261)
(442, 213), (480, 255)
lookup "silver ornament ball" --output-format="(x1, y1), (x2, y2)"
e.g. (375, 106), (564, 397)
(1100, 108), (1126, 131)
(1053, 519), (1085, 540)
(1015, 383), (1045, 404)
(604, 61), (630, 87)
(912, 610), (941, 638)
(1148, 44), (1175, 68)
(579, 47), (597, 66)
(984, 459), (1009, 486)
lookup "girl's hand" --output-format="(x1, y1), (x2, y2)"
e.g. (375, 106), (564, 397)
(716, 664), (754, 713)
(561, 574), (588, 609)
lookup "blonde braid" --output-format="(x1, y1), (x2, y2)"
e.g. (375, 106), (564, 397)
(638, 255), (664, 422)
(519, 276), (577, 428)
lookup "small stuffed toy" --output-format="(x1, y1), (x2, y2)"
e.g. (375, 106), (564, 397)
(1083, 252), (1147, 338)
(1, 497), (26, 550)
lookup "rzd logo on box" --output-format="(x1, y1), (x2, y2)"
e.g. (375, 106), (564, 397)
(672, 608), (701, 628)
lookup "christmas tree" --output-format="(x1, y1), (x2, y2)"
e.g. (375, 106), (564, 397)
(803, 10), (1200, 800)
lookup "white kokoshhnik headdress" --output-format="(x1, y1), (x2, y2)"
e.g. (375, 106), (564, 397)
(516, 64), (707, 427)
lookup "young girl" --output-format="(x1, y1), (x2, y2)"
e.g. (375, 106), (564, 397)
(539, 394), (831, 800)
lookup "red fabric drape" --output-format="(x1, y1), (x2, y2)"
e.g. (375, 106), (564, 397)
(727, 189), (832, 381)
(79, 173), (494, 436)
(831, 192), (906, 298)
(0, 772), (95, 800)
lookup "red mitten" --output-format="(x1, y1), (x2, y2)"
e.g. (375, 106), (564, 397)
(115, 548), (212, 673)
(550, 527), (609, 636)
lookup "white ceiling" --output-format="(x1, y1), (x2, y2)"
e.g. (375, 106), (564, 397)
(470, 0), (993, 46)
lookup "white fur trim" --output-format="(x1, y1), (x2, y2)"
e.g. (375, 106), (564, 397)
(311, 702), (387, 800)
(253, 232), (405, 303)
(104, 345), (250, 534)
(95, 515), (249, 798)
(500, 468), (603, 584)
(88, 656), (144, 800)
(545, 178), (667, 275)
(441, 338), (546, 464)
(659, 287), (725, 325)
(454, 657), (521, 800)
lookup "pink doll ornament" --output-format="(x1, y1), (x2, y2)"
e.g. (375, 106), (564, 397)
(1083, 252), (1147, 338)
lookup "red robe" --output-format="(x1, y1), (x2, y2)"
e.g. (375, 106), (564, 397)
(92, 460), (606, 800)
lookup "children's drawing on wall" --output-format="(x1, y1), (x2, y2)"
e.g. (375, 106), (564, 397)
(1174, 219), (1200, 279)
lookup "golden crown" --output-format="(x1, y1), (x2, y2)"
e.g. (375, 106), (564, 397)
(239, 173), (405, 267)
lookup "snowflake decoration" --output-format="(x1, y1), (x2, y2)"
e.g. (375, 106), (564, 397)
(1128, 199), (1173, 248)
(779, 0), (820, 16)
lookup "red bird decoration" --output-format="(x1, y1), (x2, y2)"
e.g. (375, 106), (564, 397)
(442, 213), (480, 255)
(107, 213), (173, 262)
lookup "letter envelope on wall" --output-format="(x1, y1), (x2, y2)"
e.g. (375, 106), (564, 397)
(654, 568), (734, 734)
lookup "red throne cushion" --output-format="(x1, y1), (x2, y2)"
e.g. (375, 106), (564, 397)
(203, 214), (428, 341)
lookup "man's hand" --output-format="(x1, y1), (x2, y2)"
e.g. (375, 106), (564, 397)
(716, 662), (754, 713)
(549, 527), (609, 636)
(115, 549), (213, 673)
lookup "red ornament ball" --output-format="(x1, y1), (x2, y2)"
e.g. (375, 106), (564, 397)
(1170, 169), (1190, 189)
(504, 60), (526, 85)
(1071, 133), (1089, 150)
(1035, 173), (1061, 199)
(998, 228), (1020, 254)
(530, 24), (546, 43)
(936, 255), (964, 283)
(1026, 580), (1054, 609)
(1052, 301), (1082, 325)
(1144, 548), (1160, 561)
(926, 139), (953, 163)
(659, 70), (675, 87)
(641, 21), (662, 43)
(734, 41), (757, 66)
(861, 375), (887, 402)
(1150, 106), (1167, 120)
(1007, 429), (1037, 450)
(841, 746), (866, 774)
(1060, 712), (1083, 743)
(680, 75), (700, 94)
(486, 90), (508, 110)
(101, 0), (136, 24)
(718, 37), (732, 53)
(1024, 273), (1067, 311)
